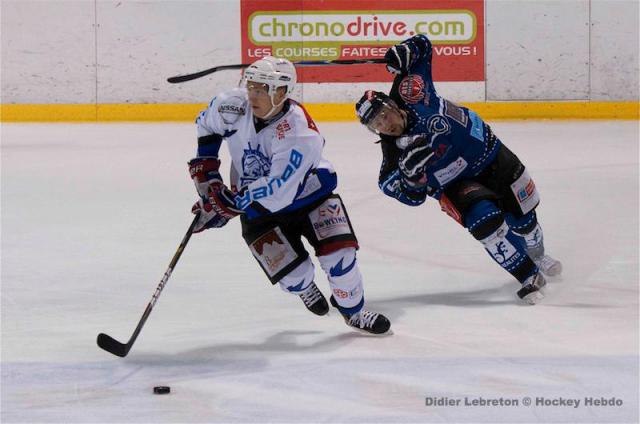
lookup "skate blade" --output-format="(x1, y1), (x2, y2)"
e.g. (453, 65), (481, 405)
(521, 290), (545, 305)
(349, 326), (394, 336)
(543, 262), (563, 277)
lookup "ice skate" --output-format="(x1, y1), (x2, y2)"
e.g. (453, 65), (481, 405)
(520, 224), (562, 277)
(517, 273), (547, 305)
(299, 282), (329, 316)
(533, 254), (563, 277)
(330, 296), (391, 335)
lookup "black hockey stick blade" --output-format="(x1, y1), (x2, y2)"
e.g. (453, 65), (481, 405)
(97, 333), (130, 357)
(96, 215), (199, 358)
(166, 58), (387, 83)
(167, 64), (248, 83)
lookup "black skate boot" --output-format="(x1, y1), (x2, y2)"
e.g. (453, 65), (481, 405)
(299, 282), (329, 316)
(517, 272), (547, 305)
(330, 296), (391, 335)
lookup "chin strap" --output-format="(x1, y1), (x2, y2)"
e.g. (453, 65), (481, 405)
(261, 95), (287, 120)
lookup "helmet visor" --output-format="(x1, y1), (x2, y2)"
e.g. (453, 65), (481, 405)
(365, 102), (404, 136)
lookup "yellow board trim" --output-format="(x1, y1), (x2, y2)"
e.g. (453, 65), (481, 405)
(1, 101), (638, 122)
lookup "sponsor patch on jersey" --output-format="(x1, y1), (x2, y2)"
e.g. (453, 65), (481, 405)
(434, 157), (468, 186)
(468, 110), (485, 141)
(399, 74), (425, 104)
(510, 169), (540, 215)
(249, 227), (298, 277)
(443, 99), (468, 127)
(309, 197), (351, 240)
(218, 95), (246, 124)
(276, 119), (292, 140)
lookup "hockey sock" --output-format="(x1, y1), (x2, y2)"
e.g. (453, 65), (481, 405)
(466, 200), (538, 283)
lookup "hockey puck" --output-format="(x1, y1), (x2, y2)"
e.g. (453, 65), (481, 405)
(153, 386), (170, 395)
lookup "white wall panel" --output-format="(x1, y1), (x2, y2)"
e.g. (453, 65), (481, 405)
(486, 0), (590, 100)
(1, 0), (96, 103)
(298, 82), (485, 104)
(590, 0), (639, 100)
(96, 0), (241, 104)
(1, 0), (638, 104)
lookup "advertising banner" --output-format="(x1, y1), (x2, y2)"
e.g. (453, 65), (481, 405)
(241, 0), (484, 83)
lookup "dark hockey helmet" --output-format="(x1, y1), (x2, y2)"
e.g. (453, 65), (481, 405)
(356, 90), (404, 135)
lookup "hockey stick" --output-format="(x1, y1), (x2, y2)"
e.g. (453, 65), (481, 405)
(96, 214), (200, 357)
(167, 58), (387, 83)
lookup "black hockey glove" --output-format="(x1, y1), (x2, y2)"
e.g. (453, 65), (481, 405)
(398, 135), (434, 188)
(384, 43), (413, 75)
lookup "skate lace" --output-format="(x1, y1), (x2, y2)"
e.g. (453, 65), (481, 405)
(349, 310), (379, 329)
(299, 284), (322, 307)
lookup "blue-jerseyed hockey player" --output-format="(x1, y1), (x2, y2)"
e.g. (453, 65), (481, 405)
(355, 35), (562, 304)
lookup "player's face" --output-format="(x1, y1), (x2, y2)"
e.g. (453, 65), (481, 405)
(246, 82), (286, 119)
(246, 82), (272, 118)
(369, 104), (406, 136)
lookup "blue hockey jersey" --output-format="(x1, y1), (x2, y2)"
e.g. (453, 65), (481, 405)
(379, 35), (501, 204)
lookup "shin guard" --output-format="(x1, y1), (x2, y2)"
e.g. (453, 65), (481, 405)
(466, 200), (538, 283)
(318, 247), (364, 314)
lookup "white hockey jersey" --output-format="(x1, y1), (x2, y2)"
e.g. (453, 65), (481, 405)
(195, 88), (337, 219)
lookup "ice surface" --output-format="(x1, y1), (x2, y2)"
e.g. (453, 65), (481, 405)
(1, 121), (638, 423)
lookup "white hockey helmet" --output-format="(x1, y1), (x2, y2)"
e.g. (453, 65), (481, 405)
(242, 56), (297, 101)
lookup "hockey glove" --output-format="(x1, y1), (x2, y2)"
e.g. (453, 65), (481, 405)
(398, 135), (434, 190)
(188, 157), (242, 232)
(379, 169), (427, 206)
(384, 43), (413, 75)
(191, 184), (243, 232)
(188, 157), (223, 198)
(208, 184), (243, 221)
(191, 199), (226, 232)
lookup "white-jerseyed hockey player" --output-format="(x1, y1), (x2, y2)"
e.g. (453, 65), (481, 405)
(188, 56), (391, 334)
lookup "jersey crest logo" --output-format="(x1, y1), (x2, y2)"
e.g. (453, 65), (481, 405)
(427, 115), (451, 135)
(399, 74), (425, 104)
(240, 142), (271, 186)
